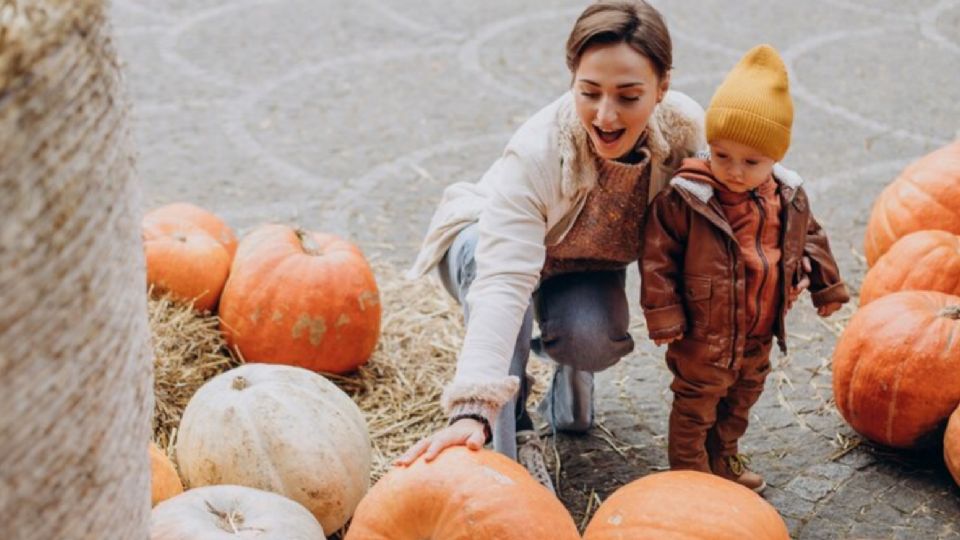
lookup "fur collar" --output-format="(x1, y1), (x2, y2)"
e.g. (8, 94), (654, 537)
(555, 93), (681, 200)
(670, 152), (805, 204)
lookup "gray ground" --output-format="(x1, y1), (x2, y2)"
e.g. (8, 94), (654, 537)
(111, 0), (960, 537)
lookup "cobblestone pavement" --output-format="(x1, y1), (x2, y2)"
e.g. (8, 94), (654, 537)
(111, 0), (960, 537)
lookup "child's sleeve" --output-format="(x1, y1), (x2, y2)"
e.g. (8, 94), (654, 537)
(803, 211), (851, 308)
(641, 191), (689, 340)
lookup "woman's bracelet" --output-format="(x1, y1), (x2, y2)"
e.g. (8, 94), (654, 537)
(449, 413), (493, 444)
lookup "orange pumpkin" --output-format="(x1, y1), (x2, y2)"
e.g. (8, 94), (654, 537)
(345, 447), (580, 540)
(150, 442), (183, 507)
(833, 291), (960, 448)
(945, 406), (960, 487)
(864, 140), (960, 266)
(219, 225), (380, 373)
(143, 226), (231, 312)
(860, 230), (960, 305)
(143, 202), (237, 256)
(582, 470), (789, 540)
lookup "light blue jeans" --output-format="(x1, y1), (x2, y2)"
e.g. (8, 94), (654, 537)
(438, 224), (635, 459)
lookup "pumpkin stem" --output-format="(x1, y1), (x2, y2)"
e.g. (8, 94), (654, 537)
(231, 376), (248, 391)
(296, 229), (322, 256)
(941, 305), (960, 320)
(205, 501), (245, 533)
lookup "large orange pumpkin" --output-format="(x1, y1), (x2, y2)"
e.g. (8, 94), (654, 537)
(150, 442), (183, 507)
(219, 225), (380, 373)
(582, 470), (789, 540)
(860, 230), (960, 305)
(863, 140), (960, 266)
(345, 447), (580, 540)
(945, 406), (960, 487)
(833, 291), (960, 448)
(143, 202), (237, 256)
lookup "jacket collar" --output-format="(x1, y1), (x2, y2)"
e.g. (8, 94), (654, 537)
(669, 151), (804, 203)
(555, 92), (671, 199)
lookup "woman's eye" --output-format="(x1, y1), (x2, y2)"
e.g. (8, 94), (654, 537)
(620, 95), (641, 102)
(580, 92), (600, 99)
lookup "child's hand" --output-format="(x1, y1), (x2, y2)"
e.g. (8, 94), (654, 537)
(817, 302), (843, 317)
(654, 334), (683, 346)
(786, 256), (812, 310)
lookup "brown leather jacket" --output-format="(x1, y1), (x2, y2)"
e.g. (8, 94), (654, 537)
(641, 160), (850, 368)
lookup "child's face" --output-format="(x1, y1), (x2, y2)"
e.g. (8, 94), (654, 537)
(708, 139), (777, 192)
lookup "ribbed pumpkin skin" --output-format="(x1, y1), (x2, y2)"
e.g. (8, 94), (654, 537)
(345, 448), (580, 540)
(864, 140), (960, 266)
(833, 291), (960, 448)
(860, 230), (960, 305)
(143, 203), (237, 256)
(175, 364), (371, 533)
(151, 485), (325, 540)
(582, 470), (789, 540)
(219, 224), (381, 374)
(945, 406), (960, 487)
(150, 442), (183, 507)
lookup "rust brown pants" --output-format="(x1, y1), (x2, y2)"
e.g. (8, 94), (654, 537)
(665, 338), (773, 472)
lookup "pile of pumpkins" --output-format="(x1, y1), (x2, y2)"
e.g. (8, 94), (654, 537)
(831, 140), (960, 485)
(144, 205), (793, 539)
(144, 205), (384, 536)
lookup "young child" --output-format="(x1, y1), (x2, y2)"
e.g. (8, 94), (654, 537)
(640, 44), (849, 492)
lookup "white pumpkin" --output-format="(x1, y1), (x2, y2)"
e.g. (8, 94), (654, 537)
(151, 485), (325, 539)
(176, 363), (371, 532)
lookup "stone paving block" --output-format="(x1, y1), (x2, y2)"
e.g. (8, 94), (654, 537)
(787, 473), (840, 503)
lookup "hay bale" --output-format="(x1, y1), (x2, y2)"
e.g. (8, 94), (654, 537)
(0, 1), (151, 538)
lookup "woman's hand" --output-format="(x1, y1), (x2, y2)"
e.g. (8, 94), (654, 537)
(394, 417), (487, 467)
(654, 334), (683, 346)
(786, 256), (813, 310)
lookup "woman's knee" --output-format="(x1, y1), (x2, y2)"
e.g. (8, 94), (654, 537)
(542, 326), (634, 371)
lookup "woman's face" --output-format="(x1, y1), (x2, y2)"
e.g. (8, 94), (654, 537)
(573, 42), (668, 160)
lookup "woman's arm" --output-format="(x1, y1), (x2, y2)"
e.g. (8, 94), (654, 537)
(398, 150), (556, 465)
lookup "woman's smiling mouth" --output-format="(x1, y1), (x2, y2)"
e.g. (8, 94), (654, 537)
(594, 126), (626, 144)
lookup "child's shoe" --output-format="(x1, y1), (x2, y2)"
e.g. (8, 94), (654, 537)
(711, 453), (766, 493)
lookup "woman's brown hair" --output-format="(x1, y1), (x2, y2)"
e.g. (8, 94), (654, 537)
(565, 0), (673, 80)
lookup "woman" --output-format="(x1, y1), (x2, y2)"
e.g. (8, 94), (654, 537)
(399, 0), (738, 492)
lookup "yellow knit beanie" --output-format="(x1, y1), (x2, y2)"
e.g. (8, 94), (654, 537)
(705, 44), (793, 161)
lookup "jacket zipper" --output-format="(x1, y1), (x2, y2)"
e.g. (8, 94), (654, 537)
(727, 237), (738, 368)
(748, 189), (769, 336)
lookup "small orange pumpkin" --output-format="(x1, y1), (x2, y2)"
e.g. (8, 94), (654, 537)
(150, 442), (183, 507)
(143, 202), (237, 256)
(143, 226), (231, 312)
(219, 225), (380, 373)
(142, 203), (235, 311)
(864, 140), (960, 266)
(345, 447), (580, 540)
(945, 406), (960, 487)
(860, 230), (960, 305)
(582, 470), (789, 540)
(833, 291), (960, 448)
